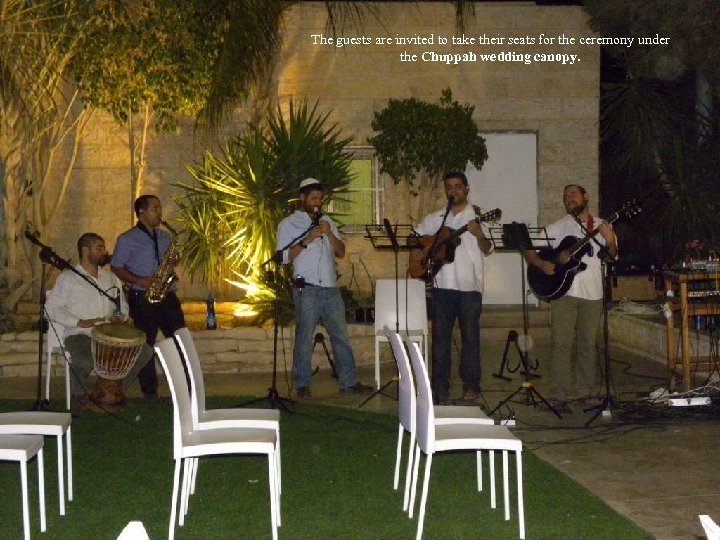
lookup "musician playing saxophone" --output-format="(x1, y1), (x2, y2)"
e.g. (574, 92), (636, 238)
(111, 195), (186, 401)
(411, 171), (493, 405)
(524, 184), (618, 413)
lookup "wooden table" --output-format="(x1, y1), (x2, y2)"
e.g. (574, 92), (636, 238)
(663, 270), (720, 391)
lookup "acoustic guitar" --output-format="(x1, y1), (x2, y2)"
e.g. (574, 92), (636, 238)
(526, 199), (641, 301)
(409, 208), (502, 282)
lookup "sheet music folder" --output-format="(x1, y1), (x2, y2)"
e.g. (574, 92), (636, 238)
(364, 224), (417, 250)
(489, 222), (552, 252)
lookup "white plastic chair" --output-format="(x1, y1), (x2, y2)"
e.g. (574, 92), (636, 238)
(407, 341), (525, 540)
(173, 327), (281, 518)
(0, 412), (72, 516)
(117, 520), (151, 540)
(374, 279), (428, 389)
(0, 434), (46, 540)
(388, 331), (494, 513)
(45, 320), (71, 410)
(154, 337), (280, 540)
(700, 515), (720, 540)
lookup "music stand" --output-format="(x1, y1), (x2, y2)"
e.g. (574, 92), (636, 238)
(487, 222), (562, 419)
(359, 221), (417, 408)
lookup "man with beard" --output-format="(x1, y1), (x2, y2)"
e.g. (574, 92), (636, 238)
(524, 184), (618, 412)
(46, 233), (153, 409)
(276, 178), (372, 399)
(411, 171), (493, 405)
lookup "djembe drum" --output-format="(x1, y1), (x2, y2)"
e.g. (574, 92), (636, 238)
(89, 322), (145, 409)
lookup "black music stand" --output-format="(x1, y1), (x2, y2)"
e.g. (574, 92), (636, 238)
(359, 221), (416, 408)
(488, 222), (562, 419)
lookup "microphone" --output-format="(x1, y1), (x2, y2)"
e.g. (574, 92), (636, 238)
(312, 208), (323, 227)
(24, 229), (44, 248)
(99, 254), (113, 267)
(567, 205), (580, 217)
(446, 195), (455, 207)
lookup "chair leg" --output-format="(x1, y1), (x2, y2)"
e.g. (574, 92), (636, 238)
(476, 451), (483, 492)
(268, 451), (279, 540)
(408, 443), (422, 519)
(374, 339), (381, 390)
(56, 435), (65, 515)
(415, 452), (433, 540)
(65, 360), (71, 410)
(45, 353), (52, 404)
(503, 450), (510, 521)
(66, 427), (73, 501)
(490, 450), (497, 509)
(38, 448), (46, 533)
(402, 431), (416, 513)
(517, 451), (525, 539)
(179, 459), (192, 525)
(20, 458), (30, 540)
(168, 459), (181, 540)
(394, 424), (403, 490)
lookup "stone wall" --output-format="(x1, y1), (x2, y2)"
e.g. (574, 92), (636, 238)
(13, 2), (599, 302)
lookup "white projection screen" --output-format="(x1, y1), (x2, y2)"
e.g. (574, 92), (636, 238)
(466, 132), (538, 305)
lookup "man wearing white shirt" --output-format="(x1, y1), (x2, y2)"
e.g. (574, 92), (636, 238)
(412, 171), (493, 404)
(525, 184), (618, 411)
(46, 233), (152, 409)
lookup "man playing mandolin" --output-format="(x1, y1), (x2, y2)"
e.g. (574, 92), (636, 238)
(411, 171), (493, 405)
(524, 184), (618, 413)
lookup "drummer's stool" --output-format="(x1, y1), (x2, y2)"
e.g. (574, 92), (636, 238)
(45, 322), (72, 410)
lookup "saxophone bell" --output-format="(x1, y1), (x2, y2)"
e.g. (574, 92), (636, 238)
(145, 221), (179, 304)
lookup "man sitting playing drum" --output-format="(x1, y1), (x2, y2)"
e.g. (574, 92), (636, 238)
(46, 233), (153, 410)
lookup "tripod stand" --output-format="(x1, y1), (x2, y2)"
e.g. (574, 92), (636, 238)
(311, 332), (338, 378)
(359, 220), (419, 408)
(239, 260), (294, 412)
(488, 222), (562, 419)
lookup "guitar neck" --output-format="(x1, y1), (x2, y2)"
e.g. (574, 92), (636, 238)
(568, 213), (620, 258)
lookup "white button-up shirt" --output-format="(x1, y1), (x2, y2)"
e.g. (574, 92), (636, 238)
(46, 265), (129, 338)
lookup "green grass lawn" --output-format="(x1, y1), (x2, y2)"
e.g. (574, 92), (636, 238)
(0, 398), (654, 539)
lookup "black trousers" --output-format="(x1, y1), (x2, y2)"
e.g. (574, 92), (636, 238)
(128, 290), (186, 394)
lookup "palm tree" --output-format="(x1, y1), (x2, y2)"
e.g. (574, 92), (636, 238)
(175, 99), (353, 324)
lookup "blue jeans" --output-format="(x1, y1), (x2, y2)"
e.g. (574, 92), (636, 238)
(292, 285), (359, 389)
(431, 288), (483, 398)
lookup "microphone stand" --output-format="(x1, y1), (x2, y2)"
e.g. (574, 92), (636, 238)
(238, 223), (316, 411)
(566, 214), (617, 424)
(25, 231), (121, 410)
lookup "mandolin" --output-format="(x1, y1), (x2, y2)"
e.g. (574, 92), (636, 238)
(526, 200), (641, 301)
(409, 208), (501, 282)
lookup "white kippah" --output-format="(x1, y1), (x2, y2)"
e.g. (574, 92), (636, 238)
(299, 177), (321, 189)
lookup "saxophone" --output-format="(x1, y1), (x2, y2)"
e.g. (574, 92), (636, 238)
(145, 221), (179, 304)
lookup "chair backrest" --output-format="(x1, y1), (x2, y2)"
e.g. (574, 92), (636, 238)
(388, 331), (415, 433)
(407, 341), (435, 454)
(374, 279), (427, 335)
(155, 337), (194, 456)
(174, 327), (205, 424)
(700, 515), (720, 540)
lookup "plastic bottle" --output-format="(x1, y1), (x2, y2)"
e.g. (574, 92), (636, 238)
(205, 293), (217, 330)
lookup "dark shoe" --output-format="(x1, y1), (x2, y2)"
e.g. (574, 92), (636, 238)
(340, 382), (373, 394)
(296, 387), (311, 400)
(143, 392), (159, 402)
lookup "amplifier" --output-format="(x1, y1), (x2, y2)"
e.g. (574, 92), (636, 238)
(610, 275), (658, 302)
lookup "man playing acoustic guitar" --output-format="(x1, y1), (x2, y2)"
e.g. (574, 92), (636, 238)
(410, 171), (493, 405)
(524, 184), (618, 413)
